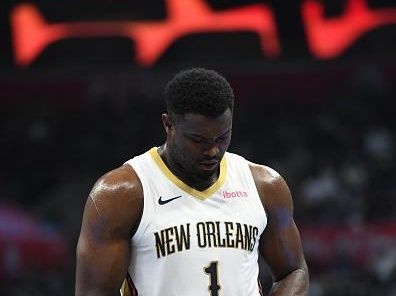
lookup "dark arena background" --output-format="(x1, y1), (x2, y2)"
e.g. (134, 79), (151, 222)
(1, 0), (396, 295)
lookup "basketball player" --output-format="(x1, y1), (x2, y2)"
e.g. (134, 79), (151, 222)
(76, 68), (309, 295)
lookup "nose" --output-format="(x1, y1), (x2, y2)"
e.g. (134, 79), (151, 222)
(203, 143), (219, 158)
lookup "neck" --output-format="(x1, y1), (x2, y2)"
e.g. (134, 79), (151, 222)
(157, 144), (219, 191)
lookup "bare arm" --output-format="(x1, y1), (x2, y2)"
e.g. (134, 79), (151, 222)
(250, 164), (309, 296)
(75, 165), (143, 296)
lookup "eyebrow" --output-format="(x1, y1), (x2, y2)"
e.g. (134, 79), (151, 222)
(186, 129), (231, 140)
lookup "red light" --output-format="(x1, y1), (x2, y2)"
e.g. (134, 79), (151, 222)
(302, 0), (396, 59)
(11, 0), (280, 67)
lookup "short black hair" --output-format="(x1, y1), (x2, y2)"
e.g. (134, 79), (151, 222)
(165, 68), (234, 117)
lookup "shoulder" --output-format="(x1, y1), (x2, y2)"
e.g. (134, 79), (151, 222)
(89, 164), (143, 206)
(248, 162), (293, 213)
(90, 164), (143, 201)
(86, 164), (144, 237)
(248, 162), (282, 187)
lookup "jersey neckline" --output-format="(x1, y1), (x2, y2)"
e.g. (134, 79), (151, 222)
(148, 147), (227, 200)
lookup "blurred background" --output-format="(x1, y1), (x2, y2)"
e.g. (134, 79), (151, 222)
(1, 0), (396, 295)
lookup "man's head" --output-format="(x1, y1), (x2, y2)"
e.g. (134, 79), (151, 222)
(162, 68), (234, 181)
(165, 67), (234, 117)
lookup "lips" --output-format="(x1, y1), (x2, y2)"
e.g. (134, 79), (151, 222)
(199, 160), (219, 170)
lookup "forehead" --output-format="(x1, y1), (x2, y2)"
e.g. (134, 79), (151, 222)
(175, 109), (232, 136)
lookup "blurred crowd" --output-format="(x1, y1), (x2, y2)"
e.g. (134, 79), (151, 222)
(233, 68), (396, 295)
(1, 64), (395, 295)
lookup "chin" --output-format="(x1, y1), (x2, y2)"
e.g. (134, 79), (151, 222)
(195, 167), (216, 179)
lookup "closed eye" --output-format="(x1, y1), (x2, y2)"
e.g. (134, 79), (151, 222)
(190, 138), (203, 143)
(187, 135), (204, 143)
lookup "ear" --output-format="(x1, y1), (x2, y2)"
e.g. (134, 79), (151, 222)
(161, 113), (173, 135)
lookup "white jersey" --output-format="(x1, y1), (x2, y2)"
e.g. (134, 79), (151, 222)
(122, 147), (267, 296)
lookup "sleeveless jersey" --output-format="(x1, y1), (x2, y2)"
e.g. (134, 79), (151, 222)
(122, 147), (267, 296)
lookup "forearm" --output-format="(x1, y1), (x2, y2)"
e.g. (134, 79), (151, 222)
(269, 267), (309, 296)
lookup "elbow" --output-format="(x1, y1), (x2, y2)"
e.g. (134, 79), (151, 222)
(294, 262), (309, 295)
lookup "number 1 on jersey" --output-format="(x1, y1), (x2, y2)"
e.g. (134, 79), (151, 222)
(204, 261), (221, 296)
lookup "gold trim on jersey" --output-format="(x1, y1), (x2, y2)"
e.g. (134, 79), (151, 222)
(149, 147), (227, 200)
(120, 272), (137, 296)
(120, 278), (131, 296)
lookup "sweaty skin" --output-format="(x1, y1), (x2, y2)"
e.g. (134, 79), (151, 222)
(75, 165), (143, 296)
(250, 163), (309, 295)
